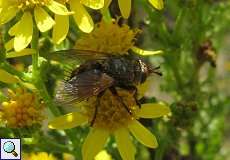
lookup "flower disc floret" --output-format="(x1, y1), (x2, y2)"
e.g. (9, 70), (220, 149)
(0, 88), (45, 128)
(84, 89), (137, 131)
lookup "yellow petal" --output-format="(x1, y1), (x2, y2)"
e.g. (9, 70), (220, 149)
(70, 0), (94, 33)
(114, 127), (136, 160)
(20, 82), (37, 91)
(48, 112), (88, 129)
(80, 0), (104, 9)
(52, 15), (69, 44)
(5, 39), (14, 51)
(118, 0), (131, 19)
(137, 103), (170, 118)
(137, 77), (153, 98)
(148, 0), (164, 10)
(47, 0), (73, 15)
(82, 128), (109, 160)
(6, 49), (35, 58)
(128, 120), (158, 148)
(0, 7), (18, 25)
(14, 12), (33, 52)
(8, 21), (20, 36)
(34, 7), (55, 32)
(131, 46), (163, 56)
(0, 69), (19, 83)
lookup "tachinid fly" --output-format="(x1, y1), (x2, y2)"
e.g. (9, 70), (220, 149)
(50, 49), (162, 125)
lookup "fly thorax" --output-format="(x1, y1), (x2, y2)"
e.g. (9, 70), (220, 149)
(104, 58), (135, 83)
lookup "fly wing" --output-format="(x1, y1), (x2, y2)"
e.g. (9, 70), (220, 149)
(55, 69), (114, 106)
(48, 49), (112, 63)
(46, 49), (113, 80)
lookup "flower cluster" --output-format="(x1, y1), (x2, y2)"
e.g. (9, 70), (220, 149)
(0, 0), (73, 51)
(0, 88), (45, 128)
(0, 0), (168, 160)
(0, 0), (164, 51)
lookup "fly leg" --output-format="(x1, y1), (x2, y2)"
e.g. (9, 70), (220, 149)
(119, 85), (141, 109)
(90, 91), (105, 126)
(109, 87), (132, 115)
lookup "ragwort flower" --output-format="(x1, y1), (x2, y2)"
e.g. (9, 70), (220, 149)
(0, 0), (72, 51)
(0, 88), (45, 128)
(103, 0), (164, 18)
(49, 89), (170, 160)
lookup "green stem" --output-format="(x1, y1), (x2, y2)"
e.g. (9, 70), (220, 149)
(0, 61), (30, 81)
(31, 27), (39, 74)
(31, 26), (60, 116)
(31, 25), (82, 159)
(102, 8), (112, 23)
(39, 136), (72, 154)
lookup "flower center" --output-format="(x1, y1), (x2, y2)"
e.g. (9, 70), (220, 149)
(0, 88), (44, 128)
(75, 19), (141, 55)
(83, 89), (139, 131)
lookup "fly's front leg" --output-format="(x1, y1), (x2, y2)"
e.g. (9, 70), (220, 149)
(90, 91), (105, 126)
(109, 87), (132, 115)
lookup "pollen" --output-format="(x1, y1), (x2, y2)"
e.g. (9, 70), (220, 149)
(0, 88), (45, 128)
(13, 0), (51, 10)
(75, 19), (141, 55)
(83, 89), (139, 131)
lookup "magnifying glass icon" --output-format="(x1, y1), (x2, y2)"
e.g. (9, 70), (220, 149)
(3, 141), (18, 157)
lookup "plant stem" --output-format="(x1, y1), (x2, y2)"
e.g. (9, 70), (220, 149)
(0, 61), (30, 81)
(39, 136), (72, 154)
(31, 25), (82, 159)
(102, 8), (112, 23)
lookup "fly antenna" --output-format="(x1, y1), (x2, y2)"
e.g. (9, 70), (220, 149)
(149, 65), (163, 76)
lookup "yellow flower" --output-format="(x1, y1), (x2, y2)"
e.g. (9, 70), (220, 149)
(103, 0), (164, 19)
(0, 88), (45, 128)
(23, 152), (56, 160)
(75, 19), (162, 56)
(53, 0), (104, 44)
(0, 0), (72, 51)
(49, 88), (170, 160)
